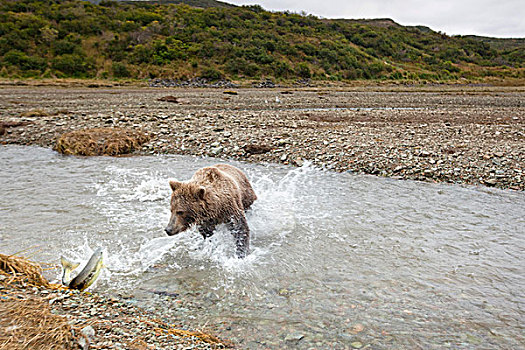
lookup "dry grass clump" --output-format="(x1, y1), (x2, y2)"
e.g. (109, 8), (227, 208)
(0, 253), (50, 288)
(54, 127), (150, 156)
(161, 328), (226, 347)
(157, 96), (190, 104)
(0, 254), (80, 350)
(145, 317), (231, 348)
(0, 121), (31, 128)
(0, 298), (80, 350)
(19, 109), (49, 118)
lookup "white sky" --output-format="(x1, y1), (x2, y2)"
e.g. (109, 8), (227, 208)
(225, 0), (525, 38)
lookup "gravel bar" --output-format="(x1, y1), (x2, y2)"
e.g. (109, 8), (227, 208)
(0, 85), (523, 191)
(0, 276), (231, 349)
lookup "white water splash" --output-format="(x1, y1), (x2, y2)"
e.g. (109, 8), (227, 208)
(86, 161), (317, 285)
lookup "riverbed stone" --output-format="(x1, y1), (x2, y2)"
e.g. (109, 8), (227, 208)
(285, 332), (305, 343)
(351, 341), (364, 349)
(81, 325), (96, 339)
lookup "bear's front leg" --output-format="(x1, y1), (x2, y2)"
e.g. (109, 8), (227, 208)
(229, 215), (250, 258)
(199, 224), (215, 239)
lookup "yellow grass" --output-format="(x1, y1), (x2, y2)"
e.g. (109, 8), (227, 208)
(0, 253), (50, 288)
(0, 253), (81, 350)
(54, 127), (150, 156)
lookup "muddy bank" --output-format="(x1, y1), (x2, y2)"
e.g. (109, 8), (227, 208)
(0, 85), (523, 190)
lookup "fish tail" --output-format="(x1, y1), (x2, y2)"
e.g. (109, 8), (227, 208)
(60, 256), (80, 271)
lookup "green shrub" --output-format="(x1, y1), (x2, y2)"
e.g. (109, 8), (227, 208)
(201, 67), (223, 80)
(2, 50), (47, 71)
(418, 72), (438, 80)
(112, 62), (130, 78)
(52, 54), (93, 77)
(295, 62), (311, 78)
(272, 60), (292, 78)
(130, 44), (152, 64)
(53, 35), (83, 55)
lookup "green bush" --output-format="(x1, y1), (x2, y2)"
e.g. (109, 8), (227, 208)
(105, 36), (128, 62)
(272, 60), (292, 78)
(226, 58), (260, 77)
(112, 62), (130, 78)
(295, 62), (311, 78)
(53, 35), (83, 55)
(52, 54), (93, 77)
(3, 50), (47, 71)
(388, 71), (403, 79)
(201, 67), (223, 80)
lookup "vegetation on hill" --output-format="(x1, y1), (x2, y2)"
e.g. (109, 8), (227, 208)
(118, 0), (236, 9)
(0, 0), (523, 82)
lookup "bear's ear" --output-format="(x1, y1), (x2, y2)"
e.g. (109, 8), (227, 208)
(206, 167), (221, 181)
(169, 180), (182, 191)
(197, 186), (206, 200)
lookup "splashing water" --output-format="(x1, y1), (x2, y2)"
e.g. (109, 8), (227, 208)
(90, 158), (314, 288)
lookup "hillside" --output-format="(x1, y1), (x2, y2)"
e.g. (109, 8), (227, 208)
(119, 0), (236, 9)
(463, 35), (525, 51)
(0, 0), (523, 82)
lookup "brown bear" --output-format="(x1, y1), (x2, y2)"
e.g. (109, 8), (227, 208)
(165, 164), (257, 258)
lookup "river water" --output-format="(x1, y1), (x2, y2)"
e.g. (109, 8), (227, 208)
(1, 145), (523, 349)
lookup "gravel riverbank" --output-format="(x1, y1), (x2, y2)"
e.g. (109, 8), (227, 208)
(1, 85), (523, 190)
(1, 258), (231, 350)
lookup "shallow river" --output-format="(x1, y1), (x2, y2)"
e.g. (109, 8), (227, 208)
(1, 145), (523, 349)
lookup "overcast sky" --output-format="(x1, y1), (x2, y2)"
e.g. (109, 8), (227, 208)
(226, 0), (525, 38)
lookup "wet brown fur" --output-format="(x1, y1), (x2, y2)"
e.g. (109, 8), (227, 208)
(166, 164), (257, 258)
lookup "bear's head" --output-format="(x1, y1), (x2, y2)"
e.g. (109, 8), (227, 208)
(165, 180), (206, 236)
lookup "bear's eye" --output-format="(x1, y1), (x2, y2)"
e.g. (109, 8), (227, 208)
(176, 210), (184, 216)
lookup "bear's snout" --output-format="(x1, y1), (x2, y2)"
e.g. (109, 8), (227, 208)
(165, 216), (186, 236)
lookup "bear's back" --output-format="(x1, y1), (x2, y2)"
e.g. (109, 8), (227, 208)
(192, 164), (256, 210)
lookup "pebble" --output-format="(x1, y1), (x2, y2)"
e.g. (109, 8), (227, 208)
(78, 337), (88, 350)
(285, 332), (305, 342)
(211, 146), (223, 155)
(484, 178), (497, 186)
